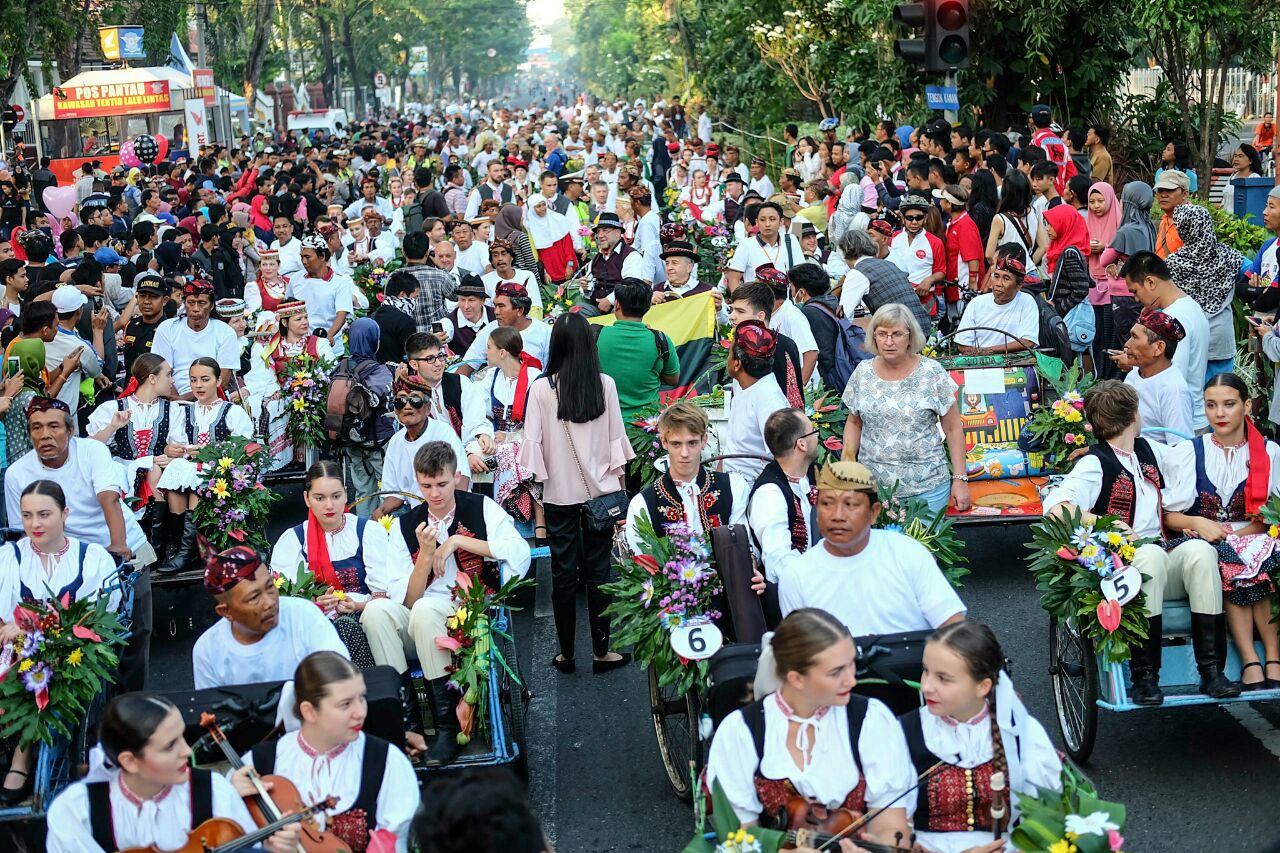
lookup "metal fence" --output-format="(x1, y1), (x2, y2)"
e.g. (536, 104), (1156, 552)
(1122, 67), (1276, 119)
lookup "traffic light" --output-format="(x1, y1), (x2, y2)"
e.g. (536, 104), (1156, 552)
(1, 106), (15, 131)
(893, 0), (970, 72)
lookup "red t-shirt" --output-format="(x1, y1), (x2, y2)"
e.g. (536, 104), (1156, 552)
(944, 212), (985, 297)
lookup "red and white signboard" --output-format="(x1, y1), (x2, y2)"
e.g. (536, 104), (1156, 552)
(185, 97), (208, 148)
(192, 68), (215, 106)
(53, 80), (171, 119)
(373, 71), (388, 89)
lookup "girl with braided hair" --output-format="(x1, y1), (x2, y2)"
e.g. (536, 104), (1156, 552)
(903, 619), (1062, 853)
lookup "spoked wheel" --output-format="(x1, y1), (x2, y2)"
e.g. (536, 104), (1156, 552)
(1050, 616), (1099, 763)
(648, 665), (704, 802)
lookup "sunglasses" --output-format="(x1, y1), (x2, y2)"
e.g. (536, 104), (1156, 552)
(394, 395), (427, 410)
(903, 215), (926, 223)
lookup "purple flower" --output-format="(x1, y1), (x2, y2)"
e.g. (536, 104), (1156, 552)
(22, 663), (51, 693)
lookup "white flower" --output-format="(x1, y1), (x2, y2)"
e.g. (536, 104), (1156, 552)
(1064, 812), (1120, 837)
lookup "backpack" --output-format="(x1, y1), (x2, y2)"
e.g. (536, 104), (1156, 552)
(802, 298), (872, 392)
(324, 357), (386, 448)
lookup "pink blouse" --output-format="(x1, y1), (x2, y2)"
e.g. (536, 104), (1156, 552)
(518, 373), (634, 506)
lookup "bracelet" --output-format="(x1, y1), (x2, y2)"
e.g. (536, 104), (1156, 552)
(951, 474), (967, 481)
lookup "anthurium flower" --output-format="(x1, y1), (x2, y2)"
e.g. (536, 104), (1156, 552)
(434, 635), (461, 652)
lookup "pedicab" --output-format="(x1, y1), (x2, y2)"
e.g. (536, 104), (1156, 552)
(0, 555), (139, 821)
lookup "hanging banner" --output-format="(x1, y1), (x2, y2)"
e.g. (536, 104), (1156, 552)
(192, 68), (215, 106)
(53, 81), (171, 119)
(99, 27), (147, 62)
(185, 97), (208, 149)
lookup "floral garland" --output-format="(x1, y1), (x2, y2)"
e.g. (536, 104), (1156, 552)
(279, 353), (331, 451)
(601, 517), (723, 694)
(1012, 764), (1128, 853)
(667, 206), (735, 286)
(0, 593), (125, 748)
(1026, 509), (1150, 663)
(352, 257), (405, 311)
(1024, 362), (1097, 472)
(877, 483), (968, 587)
(192, 438), (279, 552)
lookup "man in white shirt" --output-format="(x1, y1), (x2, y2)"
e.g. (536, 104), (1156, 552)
(749, 409), (820, 590)
(955, 250), (1039, 354)
(722, 320), (790, 483)
(758, 267), (818, 385)
(459, 282), (552, 375)
(372, 375), (469, 520)
(45, 285), (104, 410)
(696, 103), (714, 145)
(628, 185), (664, 284)
(775, 459), (966, 636)
(270, 215), (304, 279)
(361, 208), (399, 266)
(747, 157), (774, 198)
(1122, 310), (1193, 444)
(151, 280), (240, 397)
(344, 175), (395, 220)
(1041, 379), (1236, 705)
(726, 202), (804, 288)
(451, 219), (491, 275)
(404, 332), (494, 475)
(287, 235), (356, 355)
(1114, 251), (1210, 432)
(362, 441), (530, 765)
(192, 546), (348, 689)
(464, 159), (516, 219)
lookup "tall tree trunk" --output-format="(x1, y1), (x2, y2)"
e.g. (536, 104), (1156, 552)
(0, 0), (43, 104)
(243, 0), (277, 111)
(340, 15), (361, 114)
(318, 16), (338, 108)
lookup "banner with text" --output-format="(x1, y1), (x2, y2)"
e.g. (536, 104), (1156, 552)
(53, 81), (171, 119)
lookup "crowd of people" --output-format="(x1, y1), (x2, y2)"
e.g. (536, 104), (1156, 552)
(0, 87), (1275, 852)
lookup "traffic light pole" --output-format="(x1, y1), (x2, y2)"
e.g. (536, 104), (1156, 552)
(944, 69), (958, 122)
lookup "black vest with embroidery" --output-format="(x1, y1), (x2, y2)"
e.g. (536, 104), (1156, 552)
(748, 460), (812, 554)
(589, 243), (637, 300)
(477, 182), (514, 205)
(640, 469), (734, 538)
(109, 400), (172, 461)
(1087, 439), (1163, 529)
(183, 403), (234, 445)
(399, 490), (501, 591)
(447, 305), (494, 356)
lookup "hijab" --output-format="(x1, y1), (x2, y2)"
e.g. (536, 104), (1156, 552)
(248, 194), (273, 232)
(10, 336), (46, 394)
(1084, 182), (1122, 282)
(1110, 181), (1156, 257)
(348, 317), (380, 361)
(155, 240), (183, 274)
(523, 194), (572, 249)
(1043, 203), (1090, 275)
(830, 182), (868, 243)
(494, 204), (525, 241)
(1166, 204), (1244, 316)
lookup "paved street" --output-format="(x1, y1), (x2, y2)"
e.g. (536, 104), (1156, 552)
(51, 487), (1278, 853)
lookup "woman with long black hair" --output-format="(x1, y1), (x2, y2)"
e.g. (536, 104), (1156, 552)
(983, 171), (1048, 283)
(519, 313), (634, 675)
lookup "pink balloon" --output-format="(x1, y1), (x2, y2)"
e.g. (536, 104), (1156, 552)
(155, 134), (169, 161)
(119, 140), (140, 169)
(42, 185), (78, 221)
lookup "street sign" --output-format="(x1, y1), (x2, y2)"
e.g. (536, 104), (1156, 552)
(3, 104), (25, 131)
(9, 104), (23, 124)
(373, 71), (388, 89)
(925, 85), (960, 110)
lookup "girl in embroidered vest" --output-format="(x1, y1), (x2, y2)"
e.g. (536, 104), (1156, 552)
(251, 300), (332, 395)
(155, 358), (255, 574)
(45, 692), (296, 853)
(86, 354), (176, 504)
(233, 653), (418, 853)
(269, 462), (385, 669)
(0, 481), (120, 805)
(705, 609), (916, 849)
(904, 619), (1062, 853)
(1164, 374), (1280, 689)
(244, 247), (288, 314)
(485, 326), (543, 530)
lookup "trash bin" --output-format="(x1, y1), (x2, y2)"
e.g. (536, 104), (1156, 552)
(1231, 175), (1276, 225)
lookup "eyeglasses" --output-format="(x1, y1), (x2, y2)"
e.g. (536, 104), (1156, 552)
(874, 330), (909, 342)
(798, 428), (819, 441)
(393, 395), (427, 410)
(410, 354), (448, 364)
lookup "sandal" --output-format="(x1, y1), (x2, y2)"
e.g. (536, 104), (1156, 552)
(534, 525), (548, 546)
(1266, 659), (1280, 689)
(1240, 661), (1266, 691)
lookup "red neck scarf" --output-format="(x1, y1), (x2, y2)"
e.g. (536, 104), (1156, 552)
(306, 510), (344, 591)
(512, 352), (541, 421)
(1245, 417), (1270, 517)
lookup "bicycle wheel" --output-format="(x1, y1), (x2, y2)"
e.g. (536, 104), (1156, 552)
(1050, 615), (1099, 762)
(648, 665), (702, 801)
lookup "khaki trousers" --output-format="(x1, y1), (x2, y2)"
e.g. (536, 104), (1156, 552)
(1133, 541), (1223, 617)
(360, 595), (454, 678)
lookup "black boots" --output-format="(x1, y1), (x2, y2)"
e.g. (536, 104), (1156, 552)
(425, 676), (462, 766)
(156, 511), (197, 574)
(1191, 613), (1240, 699)
(1129, 615), (1165, 706)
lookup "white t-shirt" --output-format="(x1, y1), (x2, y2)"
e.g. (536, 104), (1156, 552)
(191, 595), (349, 689)
(151, 318), (240, 395)
(287, 272), (356, 334)
(1125, 365), (1194, 445)
(728, 233), (805, 282)
(481, 270), (543, 312)
(456, 241), (491, 274)
(1159, 295), (1210, 430)
(379, 420), (469, 501)
(776, 531), (966, 635)
(722, 375), (790, 483)
(463, 319), (552, 370)
(270, 237), (304, 279)
(769, 300), (818, 356)
(955, 291), (1040, 349)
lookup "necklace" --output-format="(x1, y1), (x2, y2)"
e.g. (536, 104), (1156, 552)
(31, 538), (70, 580)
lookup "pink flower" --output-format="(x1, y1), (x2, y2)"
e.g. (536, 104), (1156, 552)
(72, 625), (102, 642)
(1064, 433), (1076, 444)
(1056, 546), (1078, 560)
(435, 635), (461, 652)
(823, 436), (843, 451)
(1108, 829), (1125, 852)
(454, 571), (473, 593)
(1073, 400), (1084, 409)
(35, 686), (49, 711)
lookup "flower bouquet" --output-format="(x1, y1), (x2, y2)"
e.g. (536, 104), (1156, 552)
(436, 572), (534, 747)
(1027, 509), (1150, 662)
(804, 380), (848, 465)
(1011, 764), (1127, 853)
(877, 483), (968, 587)
(601, 516), (723, 693)
(1023, 362), (1097, 472)
(273, 562), (344, 610)
(192, 438), (279, 552)
(681, 778), (784, 853)
(279, 353), (331, 451)
(352, 258), (405, 310)
(0, 593), (125, 748)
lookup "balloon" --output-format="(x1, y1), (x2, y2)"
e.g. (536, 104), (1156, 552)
(134, 134), (160, 164)
(119, 139), (140, 168)
(42, 186), (77, 222)
(155, 134), (169, 162)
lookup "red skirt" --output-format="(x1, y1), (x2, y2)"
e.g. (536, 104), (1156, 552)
(538, 235), (578, 282)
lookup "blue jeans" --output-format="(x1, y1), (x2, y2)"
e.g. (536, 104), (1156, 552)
(915, 481), (952, 515)
(1205, 357), (1235, 382)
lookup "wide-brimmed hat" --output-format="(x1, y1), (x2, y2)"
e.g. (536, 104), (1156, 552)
(660, 240), (699, 262)
(593, 211), (624, 231)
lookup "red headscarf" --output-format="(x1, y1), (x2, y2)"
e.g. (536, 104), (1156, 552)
(1043, 204), (1090, 276)
(203, 545), (262, 594)
(249, 194), (273, 233)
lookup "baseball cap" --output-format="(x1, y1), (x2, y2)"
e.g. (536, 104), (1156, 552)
(1153, 170), (1191, 192)
(52, 285), (88, 313)
(93, 247), (125, 266)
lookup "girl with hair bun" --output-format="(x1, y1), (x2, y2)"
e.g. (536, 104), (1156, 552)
(705, 608), (915, 850)
(904, 619), (1062, 853)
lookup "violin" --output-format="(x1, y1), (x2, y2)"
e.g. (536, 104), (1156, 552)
(118, 796), (338, 853)
(201, 713), (353, 853)
(778, 796), (925, 852)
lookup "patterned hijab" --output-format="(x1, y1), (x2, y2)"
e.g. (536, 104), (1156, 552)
(1165, 204), (1243, 316)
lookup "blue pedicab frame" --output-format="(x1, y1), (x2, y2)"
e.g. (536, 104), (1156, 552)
(1048, 427), (1280, 762)
(0, 559), (139, 821)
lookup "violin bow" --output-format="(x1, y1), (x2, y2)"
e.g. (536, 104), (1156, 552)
(815, 760), (947, 852)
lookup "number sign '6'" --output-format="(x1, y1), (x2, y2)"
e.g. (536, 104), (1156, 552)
(670, 620), (723, 661)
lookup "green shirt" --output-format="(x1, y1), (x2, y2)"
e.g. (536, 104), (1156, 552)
(597, 319), (680, 415)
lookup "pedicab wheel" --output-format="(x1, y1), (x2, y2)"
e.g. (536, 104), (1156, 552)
(73, 688), (112, 774)
(1050, 615), (1098, 763)
(649, 665), (703, 802)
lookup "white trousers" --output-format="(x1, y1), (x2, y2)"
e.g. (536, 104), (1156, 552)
(1133, 541), (1223, 617)
(360, 595), (454, 678)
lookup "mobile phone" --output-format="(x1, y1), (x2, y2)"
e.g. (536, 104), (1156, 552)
(1247, 315), (1264, 326)
(93, 295), (104, 313)
(4, 356), (18, 378)
(431, 322), (444, 334)
(1105, 348), (1123, 357)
